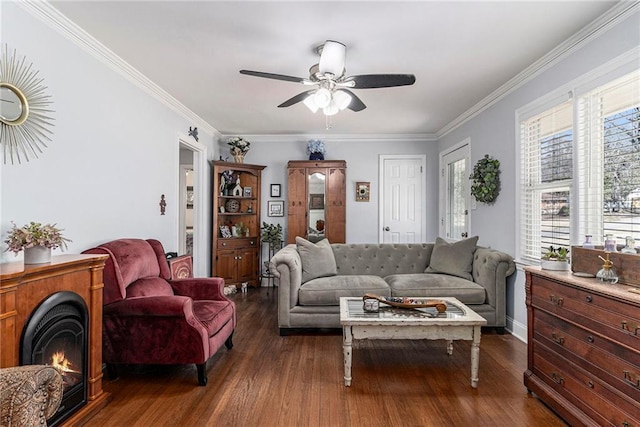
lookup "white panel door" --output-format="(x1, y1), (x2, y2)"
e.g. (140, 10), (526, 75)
(380, 155), (426, 243)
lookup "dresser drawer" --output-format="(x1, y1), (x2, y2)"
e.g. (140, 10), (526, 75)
(533, 341), (640, 426)
(531, 276), (640, 350)
(217, 238), (258, 250)
(534, 310), (640, 403)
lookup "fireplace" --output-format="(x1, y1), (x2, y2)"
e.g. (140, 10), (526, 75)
(21, 291), (89, 427)
(0, 254), (111, 426)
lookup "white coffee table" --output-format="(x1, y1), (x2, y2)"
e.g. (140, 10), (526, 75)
(340, 296), (487, 388)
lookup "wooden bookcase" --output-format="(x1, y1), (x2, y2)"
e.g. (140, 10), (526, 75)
(212, 161), (265, 287)
(287, 160), (346, 244)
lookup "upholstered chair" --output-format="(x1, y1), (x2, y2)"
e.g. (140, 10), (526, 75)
(83, 239), (235, 386)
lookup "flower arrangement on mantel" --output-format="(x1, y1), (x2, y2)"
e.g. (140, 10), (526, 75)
(4, 221), (71, 254)
(228, 137), (250, 163)
(307, 139), (326, 160)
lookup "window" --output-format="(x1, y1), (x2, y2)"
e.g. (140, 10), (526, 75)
(519, 70), (640, 263)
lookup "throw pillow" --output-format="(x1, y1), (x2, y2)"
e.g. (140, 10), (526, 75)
(296, 237), (337, 283)
(425, 236), (479, 281)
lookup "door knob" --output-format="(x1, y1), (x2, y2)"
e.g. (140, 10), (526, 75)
(384, 227), (390, 231)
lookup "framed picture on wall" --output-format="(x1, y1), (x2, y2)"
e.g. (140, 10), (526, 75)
(268, 200), (284, 217)
(270, 184), (281, 198)
(356, 182), (370, 202)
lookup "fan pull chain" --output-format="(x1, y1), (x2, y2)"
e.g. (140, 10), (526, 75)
(325, 115), (332, 130)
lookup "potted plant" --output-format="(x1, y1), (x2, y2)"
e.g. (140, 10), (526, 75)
(261, 222), (283, 250)
(307, 139), (326, 160)
(4, 221), (71, 264)
(541, 245), (570, 271)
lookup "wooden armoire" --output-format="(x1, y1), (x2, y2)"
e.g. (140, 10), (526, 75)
(287, 160), (346, 244)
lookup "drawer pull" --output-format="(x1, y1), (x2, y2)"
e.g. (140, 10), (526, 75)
(549, 295), (564, 306)
(551, 372), (564, 385)
(585, 295), (593, 303)
(587, 380), (594, 388)
(621, 321), (639, 335)
(551, 332), (565, 345)
(622, 422), (630, 427)
(623, 371), (640, 389)
(587, 335), (594, 344)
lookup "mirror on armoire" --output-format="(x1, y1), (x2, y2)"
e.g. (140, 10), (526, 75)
(308, 172), (325, 242)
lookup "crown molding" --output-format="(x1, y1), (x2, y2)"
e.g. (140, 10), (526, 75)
(18, 0), (216, 136)
(220, 133), (439, 144)
(437, 1), (640, 139)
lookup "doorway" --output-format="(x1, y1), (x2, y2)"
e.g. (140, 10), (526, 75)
(178, 134), (207, 277)
(379, 154), (427, 243)
(440, 140), (470, 240)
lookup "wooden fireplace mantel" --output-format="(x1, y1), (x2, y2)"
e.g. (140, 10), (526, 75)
(0, 254), (111, 425)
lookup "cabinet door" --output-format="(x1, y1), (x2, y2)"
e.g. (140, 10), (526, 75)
(215, 249), (237, 282)
(237, 247), (258, 284)
(287, 167), (307, 243)
(326, 166), (346, 243)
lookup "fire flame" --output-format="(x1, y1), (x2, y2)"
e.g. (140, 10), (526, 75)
(51, 351), (79, 374)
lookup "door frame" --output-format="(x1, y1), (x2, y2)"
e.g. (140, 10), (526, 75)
(177, 133), (207, 277)
(378, 154), (427, 243)
(439, 138), (471, 240)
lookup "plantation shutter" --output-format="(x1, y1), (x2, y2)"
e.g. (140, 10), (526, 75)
(520, 100), (573, 263)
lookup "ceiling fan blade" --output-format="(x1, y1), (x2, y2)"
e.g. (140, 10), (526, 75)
(339, 89), (367, 112)
(319, 40), (346, 77)
(346, 74), (416, 89)
(278, 90), (316, 108)
(240, 69), (307, 84)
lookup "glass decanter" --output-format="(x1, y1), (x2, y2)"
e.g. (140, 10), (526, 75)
(596, 252), (618, 284)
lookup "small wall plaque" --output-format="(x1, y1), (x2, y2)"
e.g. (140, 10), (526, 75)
(356, 182), (370, 202)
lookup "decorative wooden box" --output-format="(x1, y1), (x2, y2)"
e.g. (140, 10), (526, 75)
(571, 246), (640, 286)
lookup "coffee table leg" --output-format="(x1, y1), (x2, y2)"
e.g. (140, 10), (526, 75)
(446, 340), (453, 356)
(343, 326), (353, 386)
(470, 325), (481, 388)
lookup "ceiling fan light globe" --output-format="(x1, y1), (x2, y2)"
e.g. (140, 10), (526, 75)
(333, 90), (352, 110)
(319, 40), (346, 77)
(323, 101), (339, 116)
(303, 95), (319, 113)
(314, 88), (332, 108)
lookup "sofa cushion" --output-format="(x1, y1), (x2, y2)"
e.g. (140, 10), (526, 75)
(386, 273), (486, 305)
(425, 236), (479, 281)
(296, 237), (337, 283)
(298, 275), (390, 305)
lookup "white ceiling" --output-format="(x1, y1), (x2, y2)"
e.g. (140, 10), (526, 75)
(50, 1), (618, 137)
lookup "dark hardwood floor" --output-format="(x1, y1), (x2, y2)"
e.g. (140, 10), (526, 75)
(88, 288), (565, 426)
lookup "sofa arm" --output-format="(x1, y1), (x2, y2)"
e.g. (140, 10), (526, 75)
(472, 248), (516, 325)
(270, 244), (303, 328)
(0, 365), (63, 426)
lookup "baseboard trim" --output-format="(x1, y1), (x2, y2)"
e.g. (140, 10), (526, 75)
(506, 316), (527, 343)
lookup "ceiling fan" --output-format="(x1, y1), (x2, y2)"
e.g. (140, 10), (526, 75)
(239, 40), (416, 116)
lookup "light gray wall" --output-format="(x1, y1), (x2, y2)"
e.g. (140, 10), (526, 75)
(218, 136), (439, 249)
(438, 9), (640, 339)
(1, 3), (217, 263)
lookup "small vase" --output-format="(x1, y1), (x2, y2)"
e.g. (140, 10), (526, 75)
(24, 246), (52, 264)
(309, 152), (324, 161)
(233, 153), (245, 163)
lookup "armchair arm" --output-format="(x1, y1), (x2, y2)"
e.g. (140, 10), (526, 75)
(0, 365), (63, 425)
(169, 277), (227, 301)
(104, 295), (195, 317)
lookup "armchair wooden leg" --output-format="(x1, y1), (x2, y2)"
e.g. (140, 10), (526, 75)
(196, 363), (207, 386)
(225, 333), (234, 349)
(105, 363), (118, 381)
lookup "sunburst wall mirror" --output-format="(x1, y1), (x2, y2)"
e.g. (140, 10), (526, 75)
(0, 45), (55, 164)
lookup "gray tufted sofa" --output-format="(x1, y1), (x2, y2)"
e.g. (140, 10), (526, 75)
(270, 242), (515, 335)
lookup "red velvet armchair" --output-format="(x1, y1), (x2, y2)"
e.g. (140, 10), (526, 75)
(83, 238), (235, 386)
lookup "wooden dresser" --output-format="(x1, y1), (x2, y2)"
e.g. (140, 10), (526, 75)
(524, 267), (640, 426)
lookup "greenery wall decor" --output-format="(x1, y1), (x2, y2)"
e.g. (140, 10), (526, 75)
(470, 154), (501, 204)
